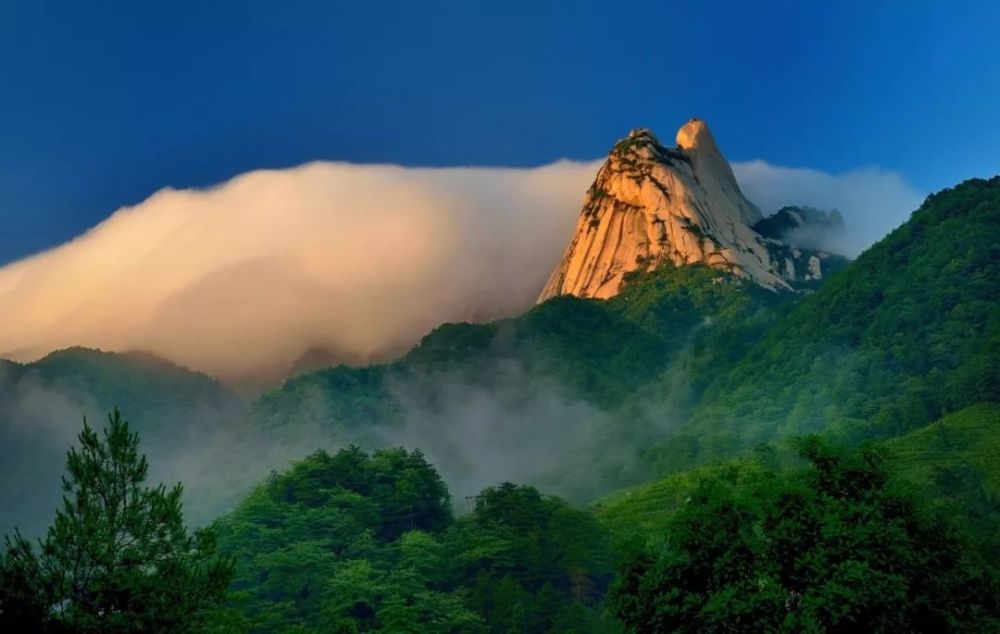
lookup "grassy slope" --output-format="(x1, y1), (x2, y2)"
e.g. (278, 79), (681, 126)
(595, 403), (1000, 549)
(884, 402), (1000, 496)
(591, 457), (770, 545)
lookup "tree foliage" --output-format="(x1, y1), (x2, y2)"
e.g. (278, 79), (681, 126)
(209, 451), (613, 632)
(450, 483), (615, 633)
(611, 438), (999, 632)
(0, 409), (232, 633)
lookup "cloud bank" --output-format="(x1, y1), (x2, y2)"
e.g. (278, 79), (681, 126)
(0, 157), (922, 382)
(0, 161), (597, 382)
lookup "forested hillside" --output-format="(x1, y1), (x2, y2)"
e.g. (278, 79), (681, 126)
(645, 177), (1000, 472)
(257, 265), (785, 426)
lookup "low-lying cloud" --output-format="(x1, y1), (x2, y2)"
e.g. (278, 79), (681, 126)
(0, 161), (598, 382)
(734, 161), (925, 256)
(0, 156), (923, 382)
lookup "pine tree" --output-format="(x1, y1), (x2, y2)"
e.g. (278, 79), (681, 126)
(0, 409), (232, 633)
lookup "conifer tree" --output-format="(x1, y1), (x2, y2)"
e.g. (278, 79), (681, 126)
(0, 409), (232, 633)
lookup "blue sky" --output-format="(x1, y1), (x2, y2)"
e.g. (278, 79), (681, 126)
(1, 0), (998, 265)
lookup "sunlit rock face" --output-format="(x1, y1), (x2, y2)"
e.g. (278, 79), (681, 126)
(538, 119), (837, 301)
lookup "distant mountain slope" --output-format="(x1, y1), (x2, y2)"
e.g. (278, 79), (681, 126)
(648, 177), (1000, 471)
(0, 348), (241, 536)
(255, 296), (665, 430)
(1, 347), (232, 417)
(257, 265), (785, 428)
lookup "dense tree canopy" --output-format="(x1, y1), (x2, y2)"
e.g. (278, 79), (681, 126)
(450, 483), (615, 633)
(209, 450), (614, 632)
(611, 438), (999, 632)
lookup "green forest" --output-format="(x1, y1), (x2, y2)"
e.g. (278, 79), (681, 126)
(2, 177), (998, 631)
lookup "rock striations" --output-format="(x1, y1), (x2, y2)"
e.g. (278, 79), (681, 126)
(538, 119), (842, 301)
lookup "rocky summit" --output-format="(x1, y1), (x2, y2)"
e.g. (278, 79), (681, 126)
(538, 118), (843, 301)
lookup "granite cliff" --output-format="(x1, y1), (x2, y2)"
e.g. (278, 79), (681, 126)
(539, 119), (843, 301)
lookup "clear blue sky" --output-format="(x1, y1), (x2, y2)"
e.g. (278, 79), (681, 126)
(1, 0), (998, 265)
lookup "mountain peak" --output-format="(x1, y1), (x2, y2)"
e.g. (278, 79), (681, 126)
(537, 119), (843, 302)
(675, 117), (712, 151)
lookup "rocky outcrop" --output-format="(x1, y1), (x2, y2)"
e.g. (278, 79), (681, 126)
(538, 119), (843, 301)
(753, 205), (845, 250)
